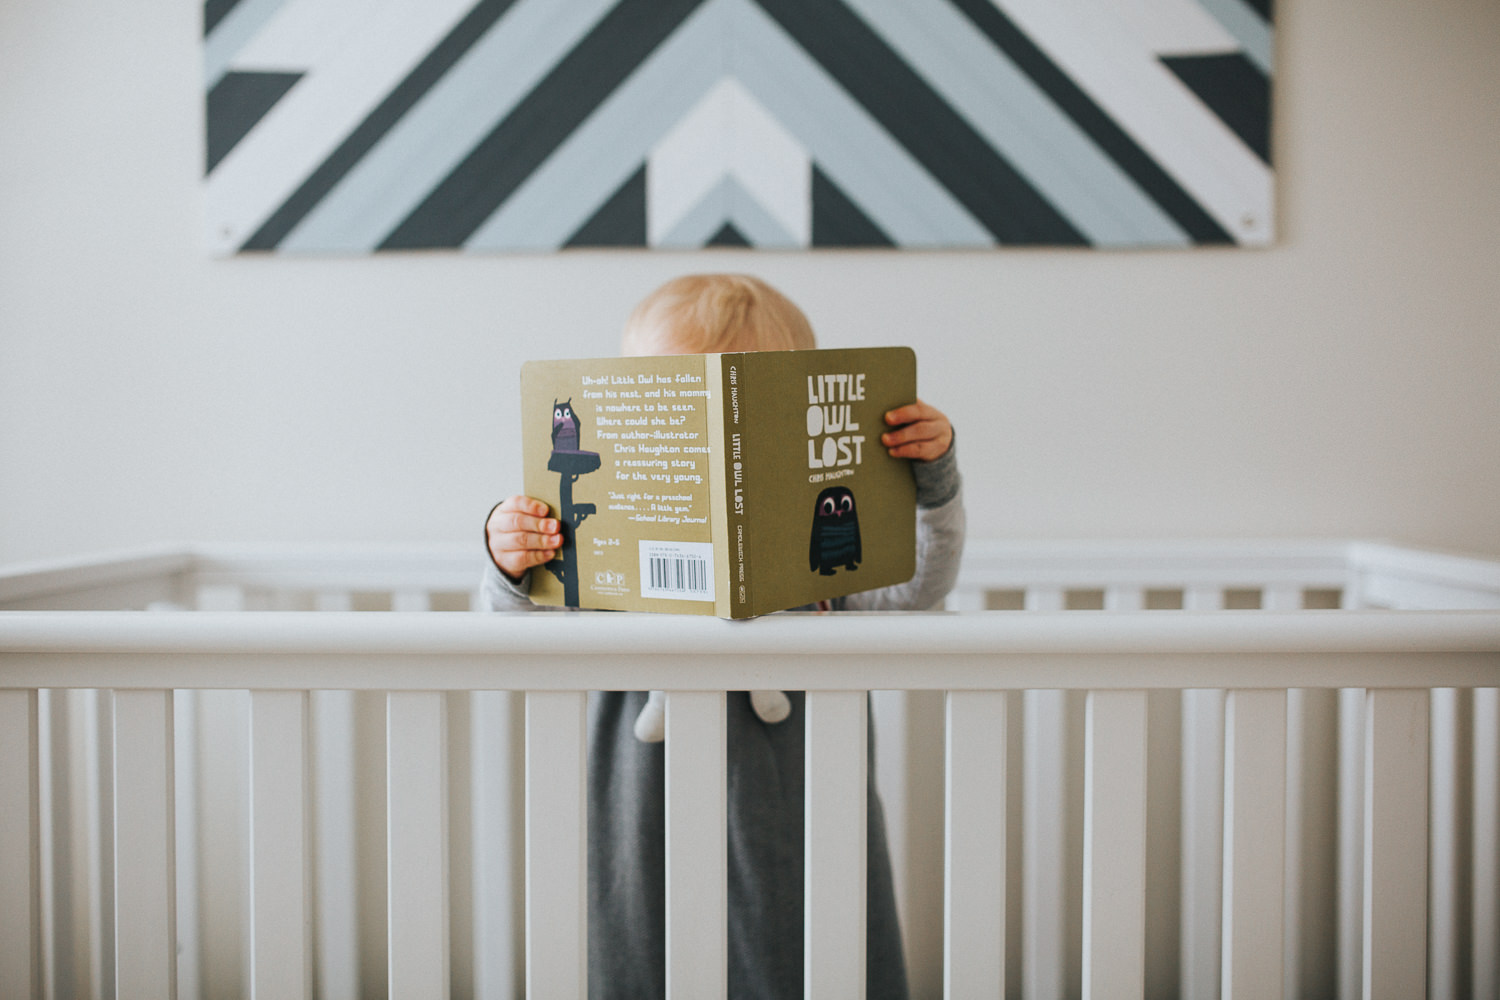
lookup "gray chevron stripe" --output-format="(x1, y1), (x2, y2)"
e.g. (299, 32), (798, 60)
(279, 0), (619, 252)
(203, 0), (289, 88)
(726, 0), (991, 247)
(843, 0), (1190, 247)
(465, 0), (726, 250)
(657, 176), (801, 248)
(467, 0), (991, 250)
(1197, 0), (1272, 73)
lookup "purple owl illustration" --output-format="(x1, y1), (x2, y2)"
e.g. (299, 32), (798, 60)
(551, 399), (581, 453)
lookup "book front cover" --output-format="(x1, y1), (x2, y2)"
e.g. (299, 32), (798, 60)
(521, 355), (721, 613)
(729, 347), (917, 616)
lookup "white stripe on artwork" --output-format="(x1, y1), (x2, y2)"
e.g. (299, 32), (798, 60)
(280, 0), (620, 253)
(648, 79), (810, 247)
(992, 0), (1273, 244)
(204, 0), (478, 253)
(844, 0), (1191, 247)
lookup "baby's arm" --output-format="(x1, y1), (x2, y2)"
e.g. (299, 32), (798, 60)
(842, 399), (964, 612)
(485, 495), (563, 580)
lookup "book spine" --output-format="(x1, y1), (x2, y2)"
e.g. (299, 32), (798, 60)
(719, 353), (752, 617)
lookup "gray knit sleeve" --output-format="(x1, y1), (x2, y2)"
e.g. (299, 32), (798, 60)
(840, 442), (966, 612)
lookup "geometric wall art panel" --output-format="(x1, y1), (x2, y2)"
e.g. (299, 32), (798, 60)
(203, 0), (1273, 254)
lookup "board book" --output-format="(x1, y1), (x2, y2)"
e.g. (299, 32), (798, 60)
(520, 347), (917, 618)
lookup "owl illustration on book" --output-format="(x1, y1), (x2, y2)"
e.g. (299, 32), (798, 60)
(551, 399), (582, 454)
(543, 397), (599, 607)
(810, 486), (860, 575)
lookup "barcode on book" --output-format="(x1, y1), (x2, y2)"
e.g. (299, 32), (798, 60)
(639, 541), (715, 602)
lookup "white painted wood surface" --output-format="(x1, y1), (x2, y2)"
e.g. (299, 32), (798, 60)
(525, 690), (587, 1000)
(1473, 687), (1499, 1000)
(804, 690), (867, 1000)
(0, 688), (39, 997)
(310, 690), (359, 1000)
(113, 689), (177, 999)
(1221, 689), (1286, 1000)
(1180, 687), (1225, 1000)
(1023, 687), (1070, 1000)
(3, 540), (1500, 1000)
(665, 691), (727, 999)
(943, 690), (1007, 998)
(1362, 688), (1429, 1000)
(386, 691), (449, 1000)
(1081, 690), (1147, 1000)
(249, 690), (309, 999)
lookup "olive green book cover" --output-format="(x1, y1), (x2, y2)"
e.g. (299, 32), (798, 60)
(520, 347), (916, 618)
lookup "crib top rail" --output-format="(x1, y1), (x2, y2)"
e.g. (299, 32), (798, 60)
(3, 540), (1499, 693)
(6, 539), (1500, 612)
(3, 606), (1498, 692)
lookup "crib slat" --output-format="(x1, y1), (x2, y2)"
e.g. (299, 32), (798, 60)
(1362, 689), (1429, 1000)
(1082, 690), (1147, 999)
(665, 691), (727, 998)
(1336, 688), (1366, 1000)
(1428, 688), (1462, 1000)
(805, 691), (866, 1000)
(392, 590), (431, 613)
(1474, 688), (1499, 999)
(1023, 689), (1069, 1000)
(0, 689), (40, 997)
(315, 591), (353, 612)
(311, 691), (359, 1000)
(526, 691), (587, 1000)
(250, 690), (309, 999)
(1180, 689), (1225, 999)
(113, 689), (177, 997)
(1222, 689), (1286, 999)
(387, 691), (449, 999)
(471, 691), (525, 1000)
(944, 691), (1007, 998)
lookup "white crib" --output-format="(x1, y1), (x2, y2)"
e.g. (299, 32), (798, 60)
(1, 540), (1498, 1000)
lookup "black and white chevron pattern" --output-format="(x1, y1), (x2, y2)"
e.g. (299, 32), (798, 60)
(204, 0), (1273, 253)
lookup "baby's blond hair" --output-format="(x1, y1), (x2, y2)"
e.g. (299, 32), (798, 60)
(621, 274), (817, 356)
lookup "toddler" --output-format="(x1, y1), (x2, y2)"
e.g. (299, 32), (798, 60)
(482, 273), (964, 1000)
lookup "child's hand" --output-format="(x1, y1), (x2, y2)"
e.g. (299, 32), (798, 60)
(486, 495), (563, 580)
(881, 400), (953, 462)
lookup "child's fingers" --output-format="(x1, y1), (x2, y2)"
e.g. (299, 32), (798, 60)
(884, 400), (941, 428)
(489, 496), (559, 536)
(883, 425), (950, 461)
(487, 496), (563, 577)
(881, 400), (953, 461)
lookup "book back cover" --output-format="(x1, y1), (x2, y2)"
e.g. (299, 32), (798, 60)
(521, 354), (721, 613)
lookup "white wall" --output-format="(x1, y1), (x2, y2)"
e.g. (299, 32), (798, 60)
(2, 0), (1498, 566)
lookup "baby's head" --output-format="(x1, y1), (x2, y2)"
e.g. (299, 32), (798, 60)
(621, 274), (817, 357)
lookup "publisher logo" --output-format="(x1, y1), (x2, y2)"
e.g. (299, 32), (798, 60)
(592, 569), (629, 597)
